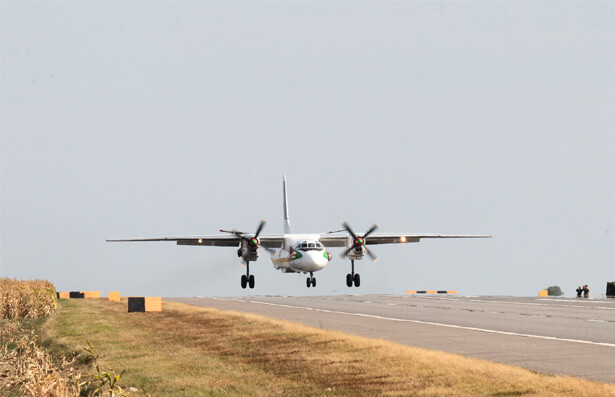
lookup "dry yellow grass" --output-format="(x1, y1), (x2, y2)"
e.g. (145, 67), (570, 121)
(0, 278), (57, 319)
(0, 320), (83, 396)
(43, 298), (615, 397)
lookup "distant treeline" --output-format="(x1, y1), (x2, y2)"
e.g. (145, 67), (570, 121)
(0, 278), (57, 319)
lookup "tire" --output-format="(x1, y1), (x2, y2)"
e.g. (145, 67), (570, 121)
(306, 277), (311, 288)
(312, 277), (316, 287)
(346, 274), (353, 287)
(354, 273), (361, 287)
(241, 275), (247, 289)
(248, 275), (255, 289)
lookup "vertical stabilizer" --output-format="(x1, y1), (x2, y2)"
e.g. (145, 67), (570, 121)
(283, 175), (292, 234)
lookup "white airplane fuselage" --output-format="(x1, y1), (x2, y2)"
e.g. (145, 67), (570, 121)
(271, 234), (332, 274)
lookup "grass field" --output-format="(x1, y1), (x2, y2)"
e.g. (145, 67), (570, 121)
(42, 298), (615, 397)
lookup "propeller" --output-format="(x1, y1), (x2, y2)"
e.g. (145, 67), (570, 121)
(341, 222), (379, 261)
(220, 220), (275, 254)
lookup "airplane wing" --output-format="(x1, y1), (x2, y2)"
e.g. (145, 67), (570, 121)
(319, 233), (491, 247)
(365, 233), (491, 245)
(107, 235), (286, 248)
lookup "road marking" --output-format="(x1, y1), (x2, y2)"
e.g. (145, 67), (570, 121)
(587, 319), (607, 323)
(208, 298), (615, 349)
(424, 296), (615, 310)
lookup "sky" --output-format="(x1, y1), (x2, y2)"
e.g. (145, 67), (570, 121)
(2, 1), (614, 298)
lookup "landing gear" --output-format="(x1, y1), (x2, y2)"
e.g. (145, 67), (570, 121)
(346, 260), (361, 287)
(306, 272), (316, 288)
(241, 262), (255, 289)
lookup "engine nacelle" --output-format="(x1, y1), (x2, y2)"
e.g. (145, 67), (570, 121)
(238, 239), (259, 262)
(346, 238), (365, 260)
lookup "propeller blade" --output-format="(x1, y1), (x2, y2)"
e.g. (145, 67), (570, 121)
(363, 224), (379, 238)
(323, 228), (345, 234)
(342, 222), (357, 239)
(341, 245), (355, 259)
(220, 229), (247, 237)
(260, 245), (276, 254)
(365, 246), (378, 262)
(254, 220), (266, 239)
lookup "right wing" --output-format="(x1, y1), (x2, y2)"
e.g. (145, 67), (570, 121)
(319, 233), (491, 247)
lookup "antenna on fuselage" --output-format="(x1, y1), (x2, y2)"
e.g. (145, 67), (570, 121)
(283, 174), (292, 234)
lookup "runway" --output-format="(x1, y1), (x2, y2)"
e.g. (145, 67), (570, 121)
(168, 295), (615, 383)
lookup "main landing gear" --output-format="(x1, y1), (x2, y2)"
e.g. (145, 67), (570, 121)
(306, 272), (316, 288)
(241, 261), (255, 289)
(346, 259), (361, 287)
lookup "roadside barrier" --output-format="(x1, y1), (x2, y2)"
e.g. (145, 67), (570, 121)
(538, 290), (548, 297)
(128, 297), (162, 312)
(57, 291), (101, 299)
(108, 291), (121, 302)
(145, 297), (162, 312)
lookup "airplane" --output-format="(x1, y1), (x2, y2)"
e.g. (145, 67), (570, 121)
(108, 176), (491, 289)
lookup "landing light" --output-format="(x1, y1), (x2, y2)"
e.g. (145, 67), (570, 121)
(198, 238), (203, 244)
(400, 236), (407, 243)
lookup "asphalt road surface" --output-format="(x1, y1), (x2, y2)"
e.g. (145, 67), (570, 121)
(168, 295), (615, 383)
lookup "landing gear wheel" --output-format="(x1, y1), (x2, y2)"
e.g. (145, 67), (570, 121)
(241, 275), (247, 289)
(306, 277), (311, 288)
(311, 277), (316, 287)
(248, 275), (255, 289)
(346, 274), (353, 287)
(353, 273), (361, 287)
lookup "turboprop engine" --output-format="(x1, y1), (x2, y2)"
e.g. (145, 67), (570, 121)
(237, 237), (260, 262)
(341, 222), (379, 261)
(220, 220), (266, 264)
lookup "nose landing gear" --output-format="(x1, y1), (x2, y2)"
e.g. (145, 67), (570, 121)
(306, 272), (316, 288)
(346, 260), (360, 287)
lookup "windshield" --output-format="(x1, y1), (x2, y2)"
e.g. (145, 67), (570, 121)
(296, 240), (324, 251)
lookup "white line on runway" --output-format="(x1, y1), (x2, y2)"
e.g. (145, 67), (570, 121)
(210, 298), (615, 349)
(422, 296), (615, 310)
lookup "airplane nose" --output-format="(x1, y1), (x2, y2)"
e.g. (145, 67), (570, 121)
(307, 251), (328, 268)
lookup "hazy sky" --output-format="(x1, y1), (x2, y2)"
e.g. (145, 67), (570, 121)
(2, 1), (614, 298)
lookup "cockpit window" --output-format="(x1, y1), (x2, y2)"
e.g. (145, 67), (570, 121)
(296, 240), (324, 251)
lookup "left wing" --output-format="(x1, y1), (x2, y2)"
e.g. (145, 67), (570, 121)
(107, 234), (286, 248)
(319, 233), (491, 247)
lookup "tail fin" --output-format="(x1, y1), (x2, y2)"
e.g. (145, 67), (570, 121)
(283, 175), (292, 234)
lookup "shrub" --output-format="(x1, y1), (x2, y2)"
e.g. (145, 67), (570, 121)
(546, 285), (563, 296)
